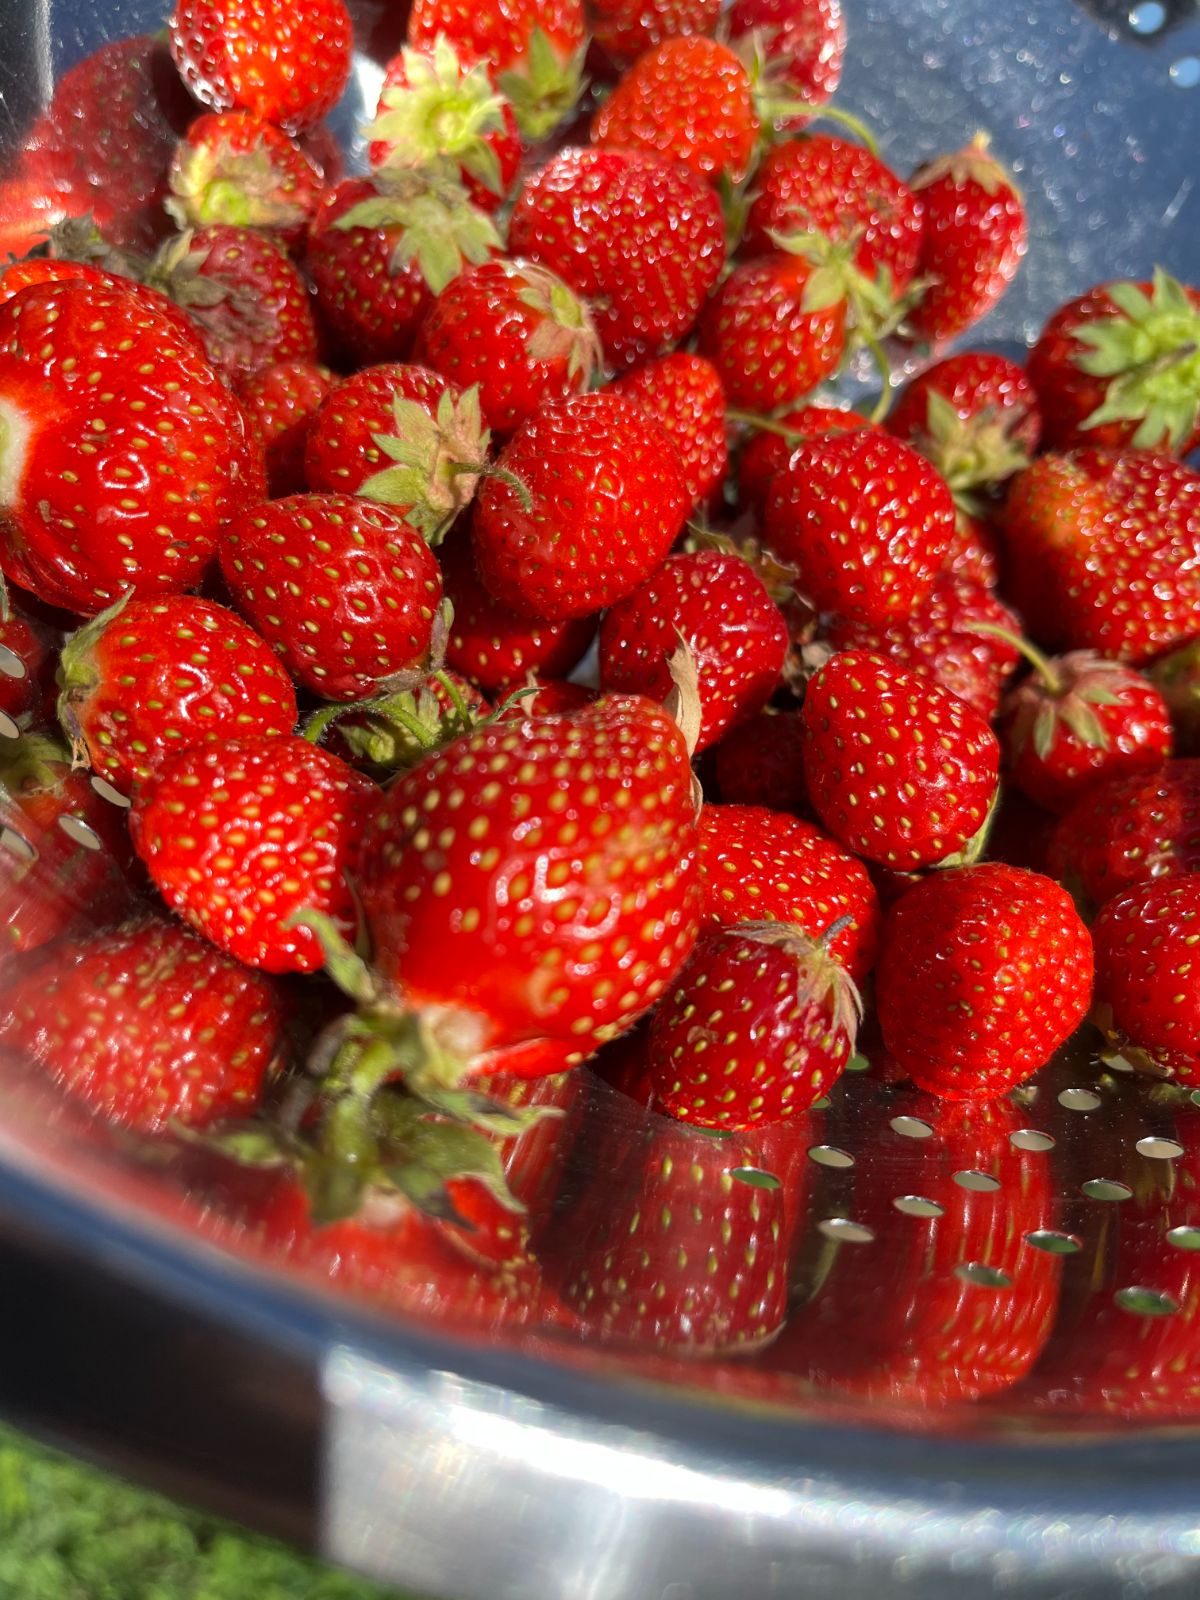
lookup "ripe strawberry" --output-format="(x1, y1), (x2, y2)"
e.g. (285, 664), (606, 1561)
(132, 734), (376, 973)
(471, 392), (690, 621)
(825, 575), (1022, 718)
(906, 135), (1026, 346)
(0, 179), (73, 263)
(1092, 877), (1200, 1080)
(166, 112), (324, 247)
(590, 0), (721, 70)
(598, 550), (786, 751)
(886, 351), (1041, 500)
(802, 650), (1000, 869)
(169, 0), (352, 134)
(0, 915), (282, 1132)
(440, 532), (595, 693)
(698, 253), (846, 412)
(941, 508), (1000, 589)
(237, 358), (335, 497)
(725, 0), (845, 111)
(1151, 640), (1200, 756)
(649, 921), (860, 1128)
(219, 495), (443, 702)
(609, 352), (727, 511)
(307, 174), (501, 366)
(1002, 448), (1200, 665)
(997, 640), (1173, 815)
(366, 41), (522, 216)
(1028, 271), (1200, 455)
(57, 595), (298, 796)
(712, 708), (811, 816)
(0, 602), (59, 732)
(0, 252), (203, 338)
(1047, 760), (1200, 909)
(877, 863), (1092, 1098)
(303, 364), (489, 541)
(737, 402), (875, 518)
(697, 803), (879, 981)
(407, 0), (586, 140)
(507, 147), (726, 370)
(764, 431), (955, 625)
(0, 279), (262, 616)
(414, 259), (601, 438)
(358, 695), (701, 1080)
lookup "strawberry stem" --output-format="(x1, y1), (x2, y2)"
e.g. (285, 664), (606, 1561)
(969, 620), (1062, 695)
(858, 325), (894, 424)
(781, 102), (879, 155)
(726, 407), (805, 441)
(430, 668), (472, 726)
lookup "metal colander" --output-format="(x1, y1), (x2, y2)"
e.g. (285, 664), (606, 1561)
(3, 0), (1200, 1596)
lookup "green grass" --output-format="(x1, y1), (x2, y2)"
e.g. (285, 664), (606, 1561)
(0, 1423), (406, 1600)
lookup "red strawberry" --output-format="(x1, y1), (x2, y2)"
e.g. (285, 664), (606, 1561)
(132, 734), (376, 973)
(649, 921), (860, 1128)
(508, 147), (726, 371)
(725, 0), (845, 111)
(0, 915), (282, 1132)
(609, 352), (727, 511)
(941, 507), (1000, 589)
(237, 358), (335, 497)
(169, 0), (352, 134)
(876, 863), (1093, 1098)
(698, 252), (846, 412)
(590, 0), (721, 71)
(825, 574), (1022, 718)
(0, 252), (202, 339)
(0, 179), (73, 263)
(1151, 640), (1200, 756)
(407, 0), (586, 140)
(1002, 448), (1200, 665)
(712, 708), (811, 816)
(303, 364), (489, 541)
(764, 431), (955, 625)
(997, 639), (1173, 815)
(1046, 760), (1200, 909)
(440, 532), (595, 693)
(0, 602), (59, 733)
(219, 495), (443, 702)
(598, 550), (786, 751)
(357, 695), (701, 1081)
(0, 279), (262, 616)
(57, 595), (298, 796)
(737, 402), (875, 518)
(1092, 876), (1200, 1080)
(801, 650), (1000, 870)
(366, 41), (523, 216)
(471, 392), (690, 621)
(307, 174), (501, 366)
(697, 802), (879, 981)
(1028, 271), (1200, 456)
(166, 112), (324, 247)
(905, 135), (1026, 345)
(886, 351), (1041, 499)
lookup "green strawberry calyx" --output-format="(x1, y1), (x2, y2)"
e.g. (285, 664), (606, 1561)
(912, 130), (1022, 202)
(972, 622), (1127, 756)
(56, 594), (131, 770)
(1071, 268), (1200, 452)
(0, 729), (74, 796)
(166, 129), (316, 234)
(516, 264), (604, 382)
(335, 169), (502, 295)
(734, 917), (864, 1045)
(365, 38), (511, 199)
(498, 28), (586, 143)
(359, 383), (491, 543)
(303, 665), (486, 772)
(916, 387), (1034, 506)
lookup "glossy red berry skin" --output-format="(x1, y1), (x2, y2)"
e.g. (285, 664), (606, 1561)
(1093, 876), (1200, 1080)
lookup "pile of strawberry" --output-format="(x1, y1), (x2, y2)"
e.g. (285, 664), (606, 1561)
(1, 0), (1200, 1374)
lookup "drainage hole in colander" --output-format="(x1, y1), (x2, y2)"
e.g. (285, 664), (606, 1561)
(1024, 1230), (1083, 1255)
(729, 1166), (782, 1191)
(56, 814), (104, 850)
(954, 1262), (1013, 1290)
(1135, 1136), (1185, 1160)
(818, 1218), (875, 1244)
(1081, 1178), (1134, 1202)
(953, 1169), (1002, 1192)
(890, 1116), (934, 1140)
(1166, 1226), (1200, 1251)
(807, 1145), (855, 1170)
(90, 775), (132, 809)
(1010, 1129), (1056, 1152)
(892, 1195), (944, 1218)
(1114, 1286), (1180, 1316)
(0, 712), (19, 740)
(0, 827), (36, 864)
(0, 645), (26, 680)
(1059, 1088), (1103, 1112)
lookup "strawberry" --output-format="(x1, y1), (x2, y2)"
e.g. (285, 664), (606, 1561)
(57, 595), (298, 796)
(590, 0), (721, 70)
(609, 352), (728, 511)
(303, 364), (489, 541)
(169, 0), (352, 134)
(471, 392), (690, 621)
(0, 279), (263, 616)
(697, 252), (846, 412)
(0, 252), (203, 339)
(1027, 271), (1200, 455)
(0, 915), (282, 1132)
(494, 679), (594, 718)
(941, 508), (1000, 589)
(876, 862), (1093, 1098)
(307, 173), (501, 366)
(440, 531), (595, 693)
(237, 358), (335, 497)
(1002, 448), (1200, 665)
(219, 495), (443, 702)
(597, 550), (787, 751)
(0, 601), (59, 733)
(995, 638), (1173, 815)
(366, 40), (523, 216)
(905, 135), (1026, 346)
(697, 803), (879, 981)
(166, 112), (324, 247)
(801, 650), (1000, 869)
(1046, 760), (1200, 909)
(824, 574), (1022, 718)
(131, 734), (376, 973)
(591, 37), (760, 185)
(407, 0), (586, 140)
(711, 707), (811, 816)
(414, 259), (601, 438)
(356, 694), (701, 1081)
(1151, 640), (1200, 756)
(507, 147), (726, 371)
(737, 402), (875, 518)
(764, 431), (955, 625)
(725, 0), (845, 111)
(1092, 876), (1200, 1080)
(886, 351), (1041, 500)
(0, 179), (73, 264)
(648, 921), (860, 1128)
